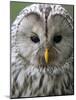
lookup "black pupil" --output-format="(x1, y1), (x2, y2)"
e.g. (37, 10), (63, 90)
(53, 35), (62, 43)
(31, 35), (40, 43)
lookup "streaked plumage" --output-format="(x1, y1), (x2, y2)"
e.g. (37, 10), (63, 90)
(11, 4), (74, 98)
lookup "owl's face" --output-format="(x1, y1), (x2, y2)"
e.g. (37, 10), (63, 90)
(11, 4), (74, 97)
(16, 4), (73, 73)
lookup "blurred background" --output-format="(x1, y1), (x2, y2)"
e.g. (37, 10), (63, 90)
(10, 1), (74, 24)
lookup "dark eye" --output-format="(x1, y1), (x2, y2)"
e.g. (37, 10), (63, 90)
(30, 35), (40, 43)
(53, 35), (62, 43)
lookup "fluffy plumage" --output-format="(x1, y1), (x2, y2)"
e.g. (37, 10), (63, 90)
(11, 4), (74, 98)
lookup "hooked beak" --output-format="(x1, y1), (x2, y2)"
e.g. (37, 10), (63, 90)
(44, 48), (49, 64)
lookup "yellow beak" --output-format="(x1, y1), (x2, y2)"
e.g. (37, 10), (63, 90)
(44, 48), (49, 64)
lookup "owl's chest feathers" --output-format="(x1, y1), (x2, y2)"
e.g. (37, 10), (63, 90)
(12, 54), (73, 97)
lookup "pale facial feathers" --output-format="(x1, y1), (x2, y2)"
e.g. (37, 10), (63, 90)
(11, 4), (74, 98)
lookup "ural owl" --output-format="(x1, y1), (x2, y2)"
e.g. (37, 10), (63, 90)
(11, 3), (74, 98)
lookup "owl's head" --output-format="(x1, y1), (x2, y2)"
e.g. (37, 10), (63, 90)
(12, 4), (73, 73)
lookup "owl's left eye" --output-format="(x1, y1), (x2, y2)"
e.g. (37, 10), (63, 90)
(30, 35), (40, 43)
(53, 35), (62, 43)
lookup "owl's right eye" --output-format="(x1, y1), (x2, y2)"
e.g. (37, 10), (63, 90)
(30, 34), (40, 43)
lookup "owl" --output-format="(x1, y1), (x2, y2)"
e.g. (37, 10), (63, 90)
(11, 4), (74, 98)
